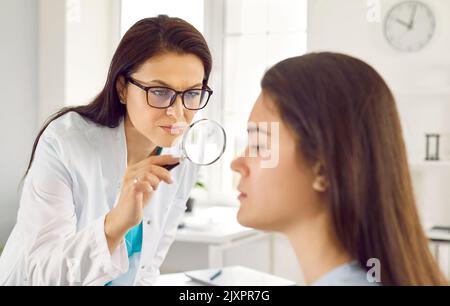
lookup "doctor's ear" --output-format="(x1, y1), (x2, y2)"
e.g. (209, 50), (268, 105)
(116, 76), (128, 104)
(312, 162), (329, 192)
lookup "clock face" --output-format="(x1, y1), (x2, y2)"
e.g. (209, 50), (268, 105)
(384, 1), (436, 52)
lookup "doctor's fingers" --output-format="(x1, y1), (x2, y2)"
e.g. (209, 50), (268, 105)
(130, 154), (180, 170)
(136, 172), (161, 190)
(136, 164), (173, 184)
(132, 180), (155, 194)
(125, 166), (171, 189)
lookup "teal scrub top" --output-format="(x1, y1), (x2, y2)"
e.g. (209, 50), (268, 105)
(106, 146), (162, 285)
(124, 146), (163, 257)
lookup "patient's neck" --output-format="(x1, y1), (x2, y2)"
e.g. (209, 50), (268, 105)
(284, 211), (353, 285)
(124, 114), (157, 167)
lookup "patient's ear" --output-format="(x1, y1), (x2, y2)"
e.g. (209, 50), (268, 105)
(116, 76), (128, 104)
(312, 162), (329, 192)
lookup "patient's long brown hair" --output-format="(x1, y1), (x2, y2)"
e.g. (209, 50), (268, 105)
(261, 52), (447, 285)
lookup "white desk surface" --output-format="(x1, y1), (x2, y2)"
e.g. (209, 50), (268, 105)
(154, 273), (200, 286)
(155, 266), (297, 286)
(175, 206), (259, 244)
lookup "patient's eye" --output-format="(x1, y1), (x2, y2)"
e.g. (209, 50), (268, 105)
(247, 130), (268, 155)
(249, 144), (261, 153)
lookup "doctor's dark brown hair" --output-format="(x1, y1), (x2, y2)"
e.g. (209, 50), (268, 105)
(20, 15), (212, 185)
(261, 52), (446, 286)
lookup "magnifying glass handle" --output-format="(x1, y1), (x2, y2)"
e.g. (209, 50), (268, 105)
(163, 162), (180, 171)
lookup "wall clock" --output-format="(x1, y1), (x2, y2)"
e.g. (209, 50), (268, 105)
(384, 1), (436, 52)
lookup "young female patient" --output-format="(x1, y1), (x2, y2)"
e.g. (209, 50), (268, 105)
(231, 52), (447, 286)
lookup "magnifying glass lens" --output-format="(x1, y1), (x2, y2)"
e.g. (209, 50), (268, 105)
(184, 120), (226, 165)
(162, 119), (226, 170)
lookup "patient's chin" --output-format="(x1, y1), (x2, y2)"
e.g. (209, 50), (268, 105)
(237, 207), (272, 231)
(237, 207), (254, 228)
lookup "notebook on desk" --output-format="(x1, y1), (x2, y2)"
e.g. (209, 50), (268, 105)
(184, 266), (297, 286)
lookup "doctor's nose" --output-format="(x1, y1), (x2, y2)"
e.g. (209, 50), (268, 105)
(166, 95), (184, 119)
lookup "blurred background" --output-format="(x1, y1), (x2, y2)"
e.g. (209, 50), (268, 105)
(1, 0), (450, 284)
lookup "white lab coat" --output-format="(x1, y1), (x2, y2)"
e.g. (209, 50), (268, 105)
(0, 112), (199, 286)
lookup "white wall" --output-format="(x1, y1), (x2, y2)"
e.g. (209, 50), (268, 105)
(39, 0), (120, 119)
(0, 0), (120, 244)
(66, 0), (121, 106)
(307, 0), (450, 228)
(38, 0), (66, 125)
(0, 0), (38, 244)
(39, 0), (120, 125)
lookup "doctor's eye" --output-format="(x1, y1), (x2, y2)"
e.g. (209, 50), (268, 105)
(149, 88), (172, 98)
(185, 90), (201, 98)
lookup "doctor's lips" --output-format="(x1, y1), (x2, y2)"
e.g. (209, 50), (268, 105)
(159, 124), (186, 135)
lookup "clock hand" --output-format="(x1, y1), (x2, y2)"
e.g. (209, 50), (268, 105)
(408, 4), (418, 29)
(395, 18), (410, 29)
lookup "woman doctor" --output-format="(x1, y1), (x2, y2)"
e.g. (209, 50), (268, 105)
(0, 15), (213, 285)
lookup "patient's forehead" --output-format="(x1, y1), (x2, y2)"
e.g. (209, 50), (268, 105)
(248, 92), (280, 124)
(247, 92), (299, 148)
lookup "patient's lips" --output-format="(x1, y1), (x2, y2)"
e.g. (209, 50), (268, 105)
(237, 187), (247, 201)
(238, 194), (247, 201)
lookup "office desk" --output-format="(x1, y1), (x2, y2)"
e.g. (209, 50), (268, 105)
(154, 273), (199, 286)
(428, 228), (450, 259)
(427, 228), (450, 279)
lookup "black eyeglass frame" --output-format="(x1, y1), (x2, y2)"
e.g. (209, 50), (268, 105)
(125, 76), (213, 110)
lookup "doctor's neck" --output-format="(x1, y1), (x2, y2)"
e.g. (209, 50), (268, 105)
(124, 114), (158, 167)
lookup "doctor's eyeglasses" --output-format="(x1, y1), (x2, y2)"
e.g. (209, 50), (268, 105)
(125, 77), (213, 110)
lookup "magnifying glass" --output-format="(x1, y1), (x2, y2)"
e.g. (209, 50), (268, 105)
(163, 119), (227, 170)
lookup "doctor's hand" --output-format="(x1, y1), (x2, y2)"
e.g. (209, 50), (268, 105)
(104, 154), (180, 253)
